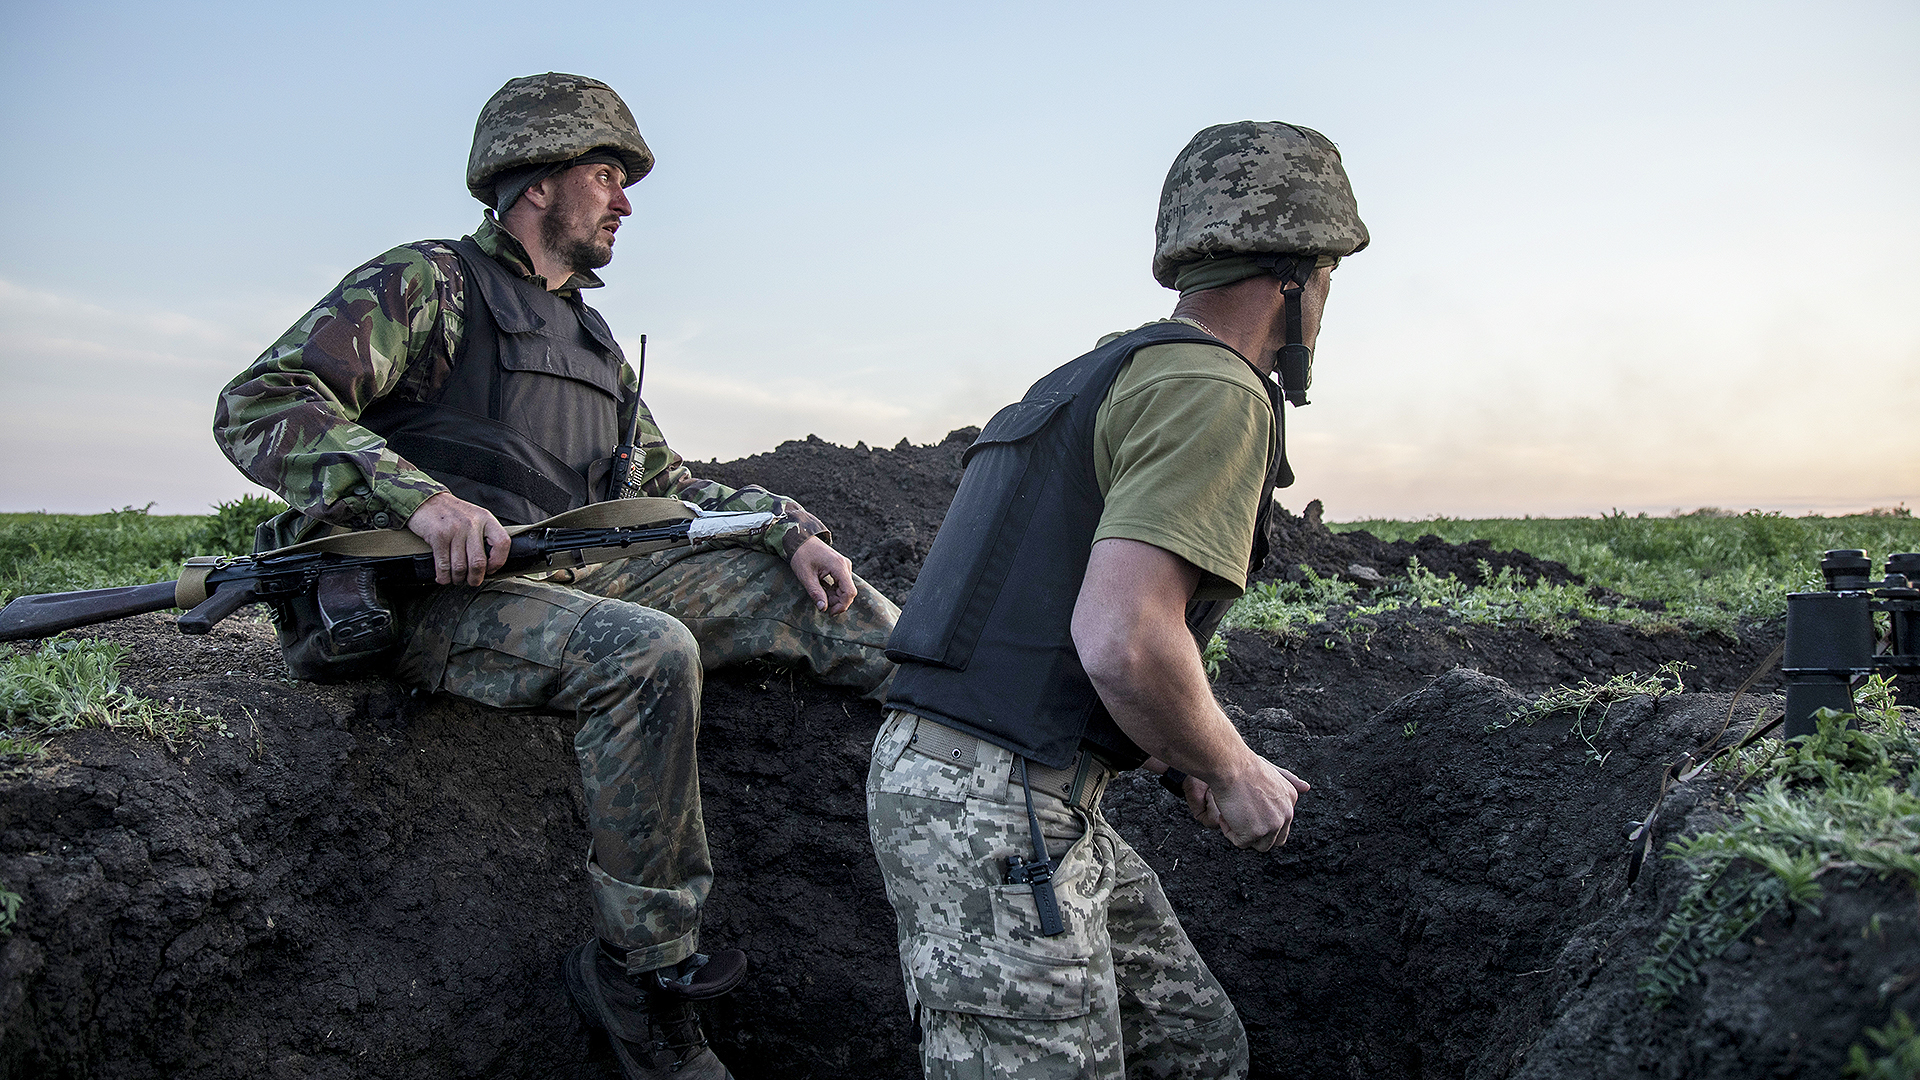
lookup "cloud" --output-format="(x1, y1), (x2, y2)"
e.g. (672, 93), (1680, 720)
(0, 279), (271, 514)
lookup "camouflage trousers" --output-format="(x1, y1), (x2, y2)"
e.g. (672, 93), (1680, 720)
(867, 712), (1248, 1080)
(391, 545), (899, 972)
(569, 544), (898, 695)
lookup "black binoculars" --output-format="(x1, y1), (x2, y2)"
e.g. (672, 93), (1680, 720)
(1782, 549), (1920, 736)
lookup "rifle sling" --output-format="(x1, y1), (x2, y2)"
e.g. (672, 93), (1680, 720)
(177, 557), (222, 611)
(173, 498), (698, 609)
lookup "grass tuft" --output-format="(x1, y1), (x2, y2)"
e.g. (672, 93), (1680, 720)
(1846, 1010), (1920, 1079)
(1490, 662), (1689, 764)
(0, 636), (224, 754)
(1202, 633), (1228, 681)
(1636, 688), (1920, 1009)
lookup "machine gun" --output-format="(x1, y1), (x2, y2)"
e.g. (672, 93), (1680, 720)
(1783, 548), (1920, 736)
(0, 499), (774, 654)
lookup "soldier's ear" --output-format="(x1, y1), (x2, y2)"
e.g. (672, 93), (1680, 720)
(520, 177), (559, 211)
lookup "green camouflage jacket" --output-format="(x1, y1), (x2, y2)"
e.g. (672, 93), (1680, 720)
(214, 215), (827, 558)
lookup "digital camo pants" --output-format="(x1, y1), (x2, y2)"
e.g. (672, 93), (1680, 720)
(392, 545), (899, 972)
(867, 712), (1249, 1080)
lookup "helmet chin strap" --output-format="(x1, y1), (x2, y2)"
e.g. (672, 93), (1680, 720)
(1275, 280), (1312, 407)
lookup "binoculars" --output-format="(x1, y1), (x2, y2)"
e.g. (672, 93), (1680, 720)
(1782, 549), (1920, 736)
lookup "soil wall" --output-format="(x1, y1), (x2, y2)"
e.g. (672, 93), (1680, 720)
(1, 434), (1912, 1079)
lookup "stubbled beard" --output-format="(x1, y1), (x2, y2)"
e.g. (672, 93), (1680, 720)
(561, 235), (613, 272)
(540, 212), (614, 274)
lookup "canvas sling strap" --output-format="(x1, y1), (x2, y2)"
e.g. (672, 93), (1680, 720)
(173, 497), (734, 610)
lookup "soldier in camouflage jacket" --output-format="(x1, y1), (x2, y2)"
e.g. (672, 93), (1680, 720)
(213, 73), (896, 1080)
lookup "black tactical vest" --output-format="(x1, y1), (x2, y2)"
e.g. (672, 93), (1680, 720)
(885, 322), (1289, 770)
(358, 238), (633, 525)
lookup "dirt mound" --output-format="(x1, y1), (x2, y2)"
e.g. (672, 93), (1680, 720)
(694, 435), (1584, 602)
(694, 430), (976, 603)
(1262, 498), (1585, 589)
(1, 432), (1909, 1080)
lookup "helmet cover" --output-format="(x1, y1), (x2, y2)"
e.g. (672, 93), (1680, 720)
(1153, 121), (1368, 288)
(467, 73), (654, 205)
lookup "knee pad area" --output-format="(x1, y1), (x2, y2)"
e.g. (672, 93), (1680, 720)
(566, 599), (701, 671)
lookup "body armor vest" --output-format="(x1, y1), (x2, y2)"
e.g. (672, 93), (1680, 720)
(885, 322), (1289, 769)
(358, 238), (633, 525)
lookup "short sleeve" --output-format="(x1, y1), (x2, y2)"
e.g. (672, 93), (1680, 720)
(1091, 342), (1274, 599)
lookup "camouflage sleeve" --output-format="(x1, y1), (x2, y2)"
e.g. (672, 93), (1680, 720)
(625, 400), (830, 560)
(212, 243), (464, 531)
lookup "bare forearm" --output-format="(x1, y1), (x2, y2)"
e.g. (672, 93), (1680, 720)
(1073, 538), (1308, 849)
(1085, 617), (1253, 785)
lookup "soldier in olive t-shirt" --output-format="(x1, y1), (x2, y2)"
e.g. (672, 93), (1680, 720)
(1092, 320), (1277, 602)
(870, 119), (1366, 1079)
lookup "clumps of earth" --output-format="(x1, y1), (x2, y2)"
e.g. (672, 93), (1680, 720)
(2, 432), (1913, 1079)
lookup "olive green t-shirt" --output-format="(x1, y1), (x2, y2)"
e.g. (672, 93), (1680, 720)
(1091, 320), (1276, 600)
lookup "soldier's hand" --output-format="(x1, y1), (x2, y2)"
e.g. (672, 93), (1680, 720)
(1143, 757), (1218, 829)
(789, 536), (856, 615)
(1206, 755), (1311, 852)
(408, 492), (511, 586)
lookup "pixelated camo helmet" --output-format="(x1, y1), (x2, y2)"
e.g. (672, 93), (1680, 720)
(1152, 121), (1369, 289)
(466, 73), (655, 206)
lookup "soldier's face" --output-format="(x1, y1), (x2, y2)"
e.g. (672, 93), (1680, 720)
(539, 162), (632, 273)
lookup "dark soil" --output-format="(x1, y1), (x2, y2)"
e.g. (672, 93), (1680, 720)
(2, 433), (1912, 1080)
(694, 430), (977, 604)
(1259, 497), (1587, 590)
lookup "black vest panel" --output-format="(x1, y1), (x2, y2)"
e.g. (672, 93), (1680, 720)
(359, 238), (632, 525)
(885, 322), (1287, 769)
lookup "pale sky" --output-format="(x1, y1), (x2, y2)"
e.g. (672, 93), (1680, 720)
(2, 1), (1914, 519)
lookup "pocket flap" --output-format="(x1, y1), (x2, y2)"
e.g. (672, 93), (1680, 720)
(905, 931), (1090, 1021)
(960, 392), (1074, 467)
(498, 346), (626, 398)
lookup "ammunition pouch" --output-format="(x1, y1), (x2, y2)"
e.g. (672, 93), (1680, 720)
(269, 566), (405, 683)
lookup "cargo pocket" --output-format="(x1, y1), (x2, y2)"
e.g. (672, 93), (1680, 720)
(988, 805), (1102, 947)
(904, 930), (1091, 1021)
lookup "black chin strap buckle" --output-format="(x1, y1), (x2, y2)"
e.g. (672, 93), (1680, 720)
(1276, 344), (1312, 407)
(1277, 281), (1312, 407)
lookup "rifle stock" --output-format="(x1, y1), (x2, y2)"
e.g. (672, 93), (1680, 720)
(0, 581), (182, 642)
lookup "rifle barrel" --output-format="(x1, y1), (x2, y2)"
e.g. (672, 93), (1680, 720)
(0, 581), (182, 642)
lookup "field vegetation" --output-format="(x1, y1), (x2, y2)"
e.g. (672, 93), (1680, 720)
(1640, 676), (1919, 1014)
(1331, 507), (1920, 635)
(1227, 508), (1920, 641)
(0, 496), (284, 605)
(0, 498), (279, 758)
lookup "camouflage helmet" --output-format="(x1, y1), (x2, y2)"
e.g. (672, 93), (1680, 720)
(1152, 121), (1369, 288)
(466, 73), (655, 206)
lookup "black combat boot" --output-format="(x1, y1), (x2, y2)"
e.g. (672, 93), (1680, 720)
(564, 939), (747, 1079)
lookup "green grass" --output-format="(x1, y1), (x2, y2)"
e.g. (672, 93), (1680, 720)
(1636, 676), (1920, 1010)
(1490, 662), (1690, 764)
(0, 495), (284, 605)
(1222, 558), (1686, 642)
(0, 497), (280, 758)
(1847, 1011), (1920, 1079)
(0, 635), (226, 756)
(1332, 509), (1920, 635)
